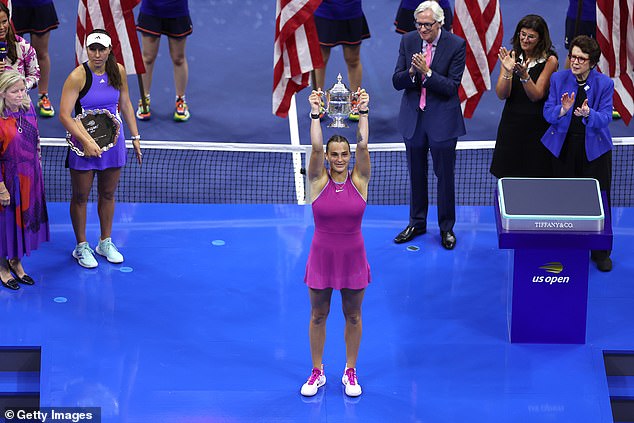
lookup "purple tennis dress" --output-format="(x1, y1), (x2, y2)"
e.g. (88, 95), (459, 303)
(0, 104), (49, 259)
(68, 67), (126, 171)
(304, 173), (371, 290)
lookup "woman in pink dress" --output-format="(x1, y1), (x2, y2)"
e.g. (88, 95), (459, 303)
(0, 70), (49, 290)
(300, 89), (370, 398)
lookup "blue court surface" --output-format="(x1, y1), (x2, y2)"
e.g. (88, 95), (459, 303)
(1, 202), (633, 422)
(3, 0), (634, 422)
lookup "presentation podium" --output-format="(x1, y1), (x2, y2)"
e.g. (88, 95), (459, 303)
(495, 178), (612, 344)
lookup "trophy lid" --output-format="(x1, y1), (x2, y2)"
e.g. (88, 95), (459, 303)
(328, 73), (350, 95)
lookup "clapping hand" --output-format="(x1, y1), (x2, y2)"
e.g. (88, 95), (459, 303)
(498, 47), (516, 74)
(560, 92), (576, 114)
(513, 59), (529, 80)
(411, 52), (429, 74)
(574, 99), (590, 118)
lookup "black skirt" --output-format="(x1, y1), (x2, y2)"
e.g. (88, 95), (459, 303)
(315, 15), (370, 47)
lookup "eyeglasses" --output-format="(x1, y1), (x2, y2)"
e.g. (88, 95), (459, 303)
(414, 21), (437, 30)
(568, 54), (589, 64)
(519, 31), (537, 41)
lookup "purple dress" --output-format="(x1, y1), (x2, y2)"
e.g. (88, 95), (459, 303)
(0, 104), (49, 259)
(68, 67), (126, 171)
(304, 173), (370, 290)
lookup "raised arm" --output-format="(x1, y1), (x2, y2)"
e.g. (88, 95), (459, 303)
(307, 90), (328, 199)
(352, 90), (370, 199)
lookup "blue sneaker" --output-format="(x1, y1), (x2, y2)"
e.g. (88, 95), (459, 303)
(73, 242), (98, 268)
(96, 238), (124, 263)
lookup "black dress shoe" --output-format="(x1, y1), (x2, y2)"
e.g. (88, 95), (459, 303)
(441, 230), (456, 250)
(7, 261), (35, 285)
(1, 276), (20, 290)
(595, 257), (613, 272)
(394, 226), (426, 244)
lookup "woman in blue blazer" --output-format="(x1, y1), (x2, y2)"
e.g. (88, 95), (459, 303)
(541, 35), (614, 271)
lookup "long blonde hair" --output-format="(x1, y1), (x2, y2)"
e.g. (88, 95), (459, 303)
(0, 70), (31, 113)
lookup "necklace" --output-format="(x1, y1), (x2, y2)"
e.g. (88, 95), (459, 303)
(17, 115), (22, 133)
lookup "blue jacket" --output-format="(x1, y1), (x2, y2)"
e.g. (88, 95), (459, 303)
(541, 68), (613, 161)
(392, 29), (466, 142)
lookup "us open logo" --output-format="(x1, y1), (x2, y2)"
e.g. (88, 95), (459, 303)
(532, 262), (569, 284)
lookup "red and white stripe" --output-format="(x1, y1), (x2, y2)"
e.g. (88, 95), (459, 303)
(76, 0), (145, 75)
(453, 0), (503, 118)
(273, 0), (324, 118)
(596, 0), (634, 125)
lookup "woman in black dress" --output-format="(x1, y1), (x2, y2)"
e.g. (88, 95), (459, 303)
(490, 15), (558, 178)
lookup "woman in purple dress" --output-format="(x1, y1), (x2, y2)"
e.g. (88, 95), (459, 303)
(300, 89), (370, 398)
(59, 29), (142, 269)
(0, 70), (49, 290)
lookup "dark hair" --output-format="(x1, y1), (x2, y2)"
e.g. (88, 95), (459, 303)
(88, 29), (122, 90)
(325, 135), (350, 154)
(511, 14), (557, 60)
(0, 3), (19, 64)
(569, 35), (601, 67)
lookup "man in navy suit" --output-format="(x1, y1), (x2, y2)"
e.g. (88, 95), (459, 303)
(392, 1), (466, 249)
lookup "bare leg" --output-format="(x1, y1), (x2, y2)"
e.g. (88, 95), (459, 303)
(0, 259), (12, 281)
(167, 36), (188, 97)
(308, 287), (333, 369)
(7, 257), (26, 278)
(96, 168), (122, 241)
(70, 169), (95, 244)
(313, 46), (331, 91)
(342, 44), (362, 91)
(30, 32), (52, 95)
(140, 34), (161, 97)
(341, 288), (365, 368)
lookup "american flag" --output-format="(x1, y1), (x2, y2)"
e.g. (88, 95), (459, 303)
(453, 0), (503, 118)
(596, 0), (634, 125)
(273, 0), (324, 118)
(76, 0), (145, 75)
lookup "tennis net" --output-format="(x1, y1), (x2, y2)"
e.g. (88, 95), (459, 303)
(40, 137), (634, 206)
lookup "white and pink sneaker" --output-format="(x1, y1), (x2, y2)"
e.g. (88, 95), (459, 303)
(342, 367), (362, 397)
(301, 366), (326, 396)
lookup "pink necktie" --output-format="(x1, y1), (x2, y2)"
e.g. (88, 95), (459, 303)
(419, 43), (433, 111)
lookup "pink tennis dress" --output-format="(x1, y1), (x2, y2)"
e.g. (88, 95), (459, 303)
(304, 173), (371, 290)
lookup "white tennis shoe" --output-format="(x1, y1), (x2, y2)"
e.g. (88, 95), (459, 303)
(301, 366), (326, 396)
(342, 367), (362, 397)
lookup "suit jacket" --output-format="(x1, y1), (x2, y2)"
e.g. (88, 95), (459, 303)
(392, 29), (466, 141)
(541, 68), (613, 161)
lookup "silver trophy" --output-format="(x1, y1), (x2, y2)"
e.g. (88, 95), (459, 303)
(323, 73), (358, 128)
(67, 109), (120, 156)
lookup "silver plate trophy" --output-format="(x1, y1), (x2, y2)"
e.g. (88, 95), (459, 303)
(67, 109), (120, 156)
(324, 73), (358, 128)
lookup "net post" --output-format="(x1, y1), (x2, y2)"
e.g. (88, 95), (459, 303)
(287, 94), (306, 205)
